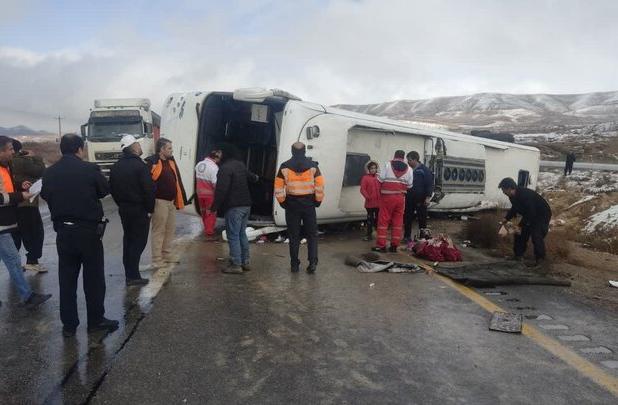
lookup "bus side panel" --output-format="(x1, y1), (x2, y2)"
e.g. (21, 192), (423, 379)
(160, 92), (206, 215)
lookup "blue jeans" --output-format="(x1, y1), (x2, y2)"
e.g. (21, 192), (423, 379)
(0, 232), (32, 301)
(224, 206), (250, 266)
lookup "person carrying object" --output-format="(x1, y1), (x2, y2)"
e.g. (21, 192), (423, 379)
(10, 139), (47, 273)
(110, 134), (155, 287)
(373, 150), (414, 253)
(211, 143), (259, 274)
(360, 160), (380, 241)
(41, 134), (114, 337)
(0, 136), (51, 309)
(274, 142), (324, 273)
(498, 177), (552, 269)
(195, 148), (222, 241)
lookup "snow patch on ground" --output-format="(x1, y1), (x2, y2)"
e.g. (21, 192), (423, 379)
(538, 170), (618, 194)
(584, 205), (618, 233)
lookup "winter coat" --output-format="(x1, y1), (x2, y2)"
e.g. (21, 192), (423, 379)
(274, 151), (325, 210)
(211, 158), (259, 214)
(505, 187), (552, 228)
(12, 152), (45, 207)
(145, 155), (188, 209)
(110, 152), (156, 213)
(41, 155), (109, 225)
(410, 163), (434, 201)
(360, 160), (380, 208)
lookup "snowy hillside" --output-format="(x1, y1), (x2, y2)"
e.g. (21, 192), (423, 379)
(336, 91), (618, 133)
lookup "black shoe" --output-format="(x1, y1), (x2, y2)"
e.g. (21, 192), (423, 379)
(372, 246), (387, 253)
(388, 246), (398, 253)
(126, 277), (149, 286)
(87, 318), (119, 334)
(306, 264), (317, 274)
(62, 327), (76, 338)
(24, 292), (52, 309)
(291, 265), (300, 273)
(507, 255), (524, 262)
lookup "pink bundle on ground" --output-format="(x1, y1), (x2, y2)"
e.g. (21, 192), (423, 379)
(408, 235), (462, 262)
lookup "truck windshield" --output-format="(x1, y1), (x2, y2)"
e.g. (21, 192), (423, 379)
(88, 120), (143, 141)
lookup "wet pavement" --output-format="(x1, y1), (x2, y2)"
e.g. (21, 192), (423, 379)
(0, 197), (198, 404)
(2, 211), (617, 404)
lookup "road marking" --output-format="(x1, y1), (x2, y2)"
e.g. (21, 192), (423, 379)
(539, 324), (569, 330)
(558, 335), (591, 342)
(432, 273), (618, 397)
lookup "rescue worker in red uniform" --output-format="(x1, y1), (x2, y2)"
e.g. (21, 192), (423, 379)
(373, 150), (414, 253)
(195, 149), (222, 241)
(274, 142), (325, 273)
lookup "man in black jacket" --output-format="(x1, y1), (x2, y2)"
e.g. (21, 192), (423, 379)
(11, 139), (47, 273)
(499, 177), (552, 267)
(110, 135), (155, 286)
(41, 134), (118, 338)
(211, 144), (258, 274)
(404, 151), (434, 241)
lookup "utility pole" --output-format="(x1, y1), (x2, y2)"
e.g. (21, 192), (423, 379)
(55, 115), (63, 142)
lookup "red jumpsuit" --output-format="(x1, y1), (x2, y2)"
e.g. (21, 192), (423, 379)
(195, 157), (218, 236)
(376, 159), (414, 248)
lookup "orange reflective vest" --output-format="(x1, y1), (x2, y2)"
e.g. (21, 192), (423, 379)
(274, 166), (324, 205)
(151, 159), (185, 209)
(0, 166), (15, 194)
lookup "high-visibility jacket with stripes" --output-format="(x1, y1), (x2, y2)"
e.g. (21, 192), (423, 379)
(378, 159), (414, 195)
(274, 162), (324, 208)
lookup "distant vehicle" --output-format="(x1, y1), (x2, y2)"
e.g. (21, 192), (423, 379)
(81, 98), (160, 175)
(160, 88), (540, 226)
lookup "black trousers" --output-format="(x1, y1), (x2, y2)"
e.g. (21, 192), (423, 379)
(366, 208), (379, 237)
(514, 222), (549, 260)
(12, 206), (44, 264)
(119, 206), (150, 280)
(564, 163), (573, 176)
(56, 224), (105, 328)
(404, 197), (428, 239)
(285, 206), (318, 266)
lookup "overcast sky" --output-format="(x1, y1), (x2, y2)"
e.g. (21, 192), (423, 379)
(1, 0), (617, 131)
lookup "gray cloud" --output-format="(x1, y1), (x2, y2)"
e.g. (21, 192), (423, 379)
(1, 0), (617, 131)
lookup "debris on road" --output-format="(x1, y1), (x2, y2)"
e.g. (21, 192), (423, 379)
(344, 255), (423, 273)
(609, 280), (618, 288)
(408, 235), (462, 262)
(489, 311), (523, 333)
(436, 261), (572, 287)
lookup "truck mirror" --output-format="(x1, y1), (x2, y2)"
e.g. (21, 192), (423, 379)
(80, 124), (88, 140)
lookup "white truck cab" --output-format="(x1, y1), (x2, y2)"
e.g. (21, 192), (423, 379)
(81, 98), (160, 175)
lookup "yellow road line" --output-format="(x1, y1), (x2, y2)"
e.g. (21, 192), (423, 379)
(432, 273), (618, 397)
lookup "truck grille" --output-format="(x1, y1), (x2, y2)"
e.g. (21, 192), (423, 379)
(94, 152), (123, 160)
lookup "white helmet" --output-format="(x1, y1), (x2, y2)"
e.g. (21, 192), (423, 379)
(120, 134), (138, 150)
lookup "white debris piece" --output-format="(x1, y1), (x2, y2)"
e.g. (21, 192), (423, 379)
(584, 205), (618, 233)
(609, 280), (618, 288)
(566, 195), (596, 210)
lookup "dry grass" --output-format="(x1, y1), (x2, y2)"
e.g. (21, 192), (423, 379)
(21, 141), (61, 166)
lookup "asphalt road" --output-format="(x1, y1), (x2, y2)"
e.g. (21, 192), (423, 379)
(1, 207), (617, 404)
(540, 160), (618, 171)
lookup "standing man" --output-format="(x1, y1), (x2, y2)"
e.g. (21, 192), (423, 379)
(373, 150), (414, 253)
(498, 177), (552, 268)
(564, 151), (576, 176)
(110, 135), (155, 286)
(211, 144), (258, 274)
(41, 134), (117, 337)
(0, 136), (51, 309)
(403, 151), (434, 241)
(11, 139), (47, 273)
(274, 142), (324, 273)
(195, 149), (222, 241)
(146, 138), (187, 268)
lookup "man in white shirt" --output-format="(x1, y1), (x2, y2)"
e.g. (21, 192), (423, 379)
(195, 149), (222, 240)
